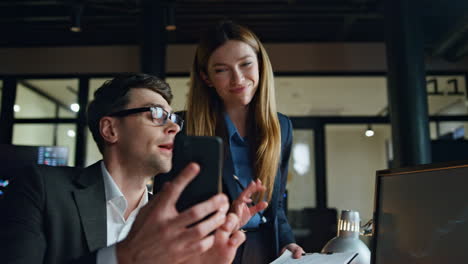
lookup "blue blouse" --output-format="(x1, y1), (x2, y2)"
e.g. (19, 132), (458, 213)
(224, 113), (263, 228)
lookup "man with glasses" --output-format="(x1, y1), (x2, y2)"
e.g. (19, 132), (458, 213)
(0, 73), (245, 264)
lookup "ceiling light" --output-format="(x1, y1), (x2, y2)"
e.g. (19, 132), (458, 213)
(67, 130), (76, 138)
(13, 104), (21, 112)
(70, 103), (80, 112)
(70, 1), (84, 32)
(166, 25), (176, 31)
(365, 124), (375, 137)
(70, 26), (81, 33)
(165, 4), (176, 31)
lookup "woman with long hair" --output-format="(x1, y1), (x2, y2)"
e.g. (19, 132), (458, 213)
(185, 21), (304, 263)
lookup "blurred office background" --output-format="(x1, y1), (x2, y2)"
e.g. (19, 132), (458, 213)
(1, 0), (468, 251)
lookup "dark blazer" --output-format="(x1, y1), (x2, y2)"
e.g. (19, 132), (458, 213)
(0, 162), (107, 264)
(221, 113), (295, 257)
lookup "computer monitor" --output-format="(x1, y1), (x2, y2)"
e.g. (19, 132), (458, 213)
(371, 161), (468, 264)
(0, 144), (68, 196)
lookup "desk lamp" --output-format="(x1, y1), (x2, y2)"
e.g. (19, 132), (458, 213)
(321, 210), (371, 264)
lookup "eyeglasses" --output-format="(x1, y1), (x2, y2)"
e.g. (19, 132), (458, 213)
(108, 106), (184, 129)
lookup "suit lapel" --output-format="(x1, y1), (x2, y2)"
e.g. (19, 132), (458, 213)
(72, 162), (107, 252)
(266, 117), (287, 219)
(268, 170), (281, 217)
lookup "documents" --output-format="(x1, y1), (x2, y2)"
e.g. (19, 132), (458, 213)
(269, 249), (358, 264)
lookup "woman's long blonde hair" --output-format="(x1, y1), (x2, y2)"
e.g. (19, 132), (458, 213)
(186, 21), (280, 202)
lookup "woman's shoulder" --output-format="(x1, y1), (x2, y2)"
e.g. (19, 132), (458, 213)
(276, 112), (291, 124)
(276, 112), (292, 138)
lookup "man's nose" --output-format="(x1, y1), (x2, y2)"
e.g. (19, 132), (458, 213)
(165, 119), (181, 134)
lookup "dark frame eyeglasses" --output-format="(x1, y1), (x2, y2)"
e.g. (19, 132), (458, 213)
(108, 106), (184, 129)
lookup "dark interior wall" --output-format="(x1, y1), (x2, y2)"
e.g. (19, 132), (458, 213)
(2, 43), (468, 75)
(0, 46), (140, 74)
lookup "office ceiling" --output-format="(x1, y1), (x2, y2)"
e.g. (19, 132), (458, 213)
(1, 0), (468, 61)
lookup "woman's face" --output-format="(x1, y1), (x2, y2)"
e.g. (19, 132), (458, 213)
(204, 40), (259, 109)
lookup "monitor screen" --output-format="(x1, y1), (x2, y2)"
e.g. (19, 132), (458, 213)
(37, 146), (68, 166)
(372, 162), (468, 264)
(0, 144), (68, 196)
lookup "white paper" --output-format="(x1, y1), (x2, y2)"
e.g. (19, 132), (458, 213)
(269, 249), (358, 264)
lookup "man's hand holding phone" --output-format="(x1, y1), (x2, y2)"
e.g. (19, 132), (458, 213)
(116, 163), (245, 264)
(154, 135), (224, 212)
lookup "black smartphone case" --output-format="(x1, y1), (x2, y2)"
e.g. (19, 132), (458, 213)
(154, 133), (223, 212)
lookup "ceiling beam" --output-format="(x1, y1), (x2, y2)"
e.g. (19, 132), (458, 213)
(336, 16), (357, 41)
(431, 14), (468, 61)
(420, 0), (468, 18)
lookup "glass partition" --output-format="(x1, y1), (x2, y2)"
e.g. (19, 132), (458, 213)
(427, 75), (466, 116)
(15, 79), (78, 118)
(12, 124), (77, 166)
(275, 76), (388, 116)
(326, 124), (391, 224)
(166, 77), (190, 112)
(287, 129), (316, 210)
(286, 129), (317, 230)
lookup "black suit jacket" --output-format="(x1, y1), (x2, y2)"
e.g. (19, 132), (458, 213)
(0, 162), (107, 264)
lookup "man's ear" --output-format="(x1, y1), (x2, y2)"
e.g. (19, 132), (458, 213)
(100, 117), (119, 145)
(200, 72), (213, 87)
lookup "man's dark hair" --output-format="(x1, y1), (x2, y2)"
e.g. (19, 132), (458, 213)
(87, 73), (173, 154)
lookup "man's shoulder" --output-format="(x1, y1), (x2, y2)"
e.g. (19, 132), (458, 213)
(29, 162), (100, 186)
(1, 164), (93, 205)
(25, 162), (103, 199)
(23, 164), (83, 187)
(33, 164), (85, 177)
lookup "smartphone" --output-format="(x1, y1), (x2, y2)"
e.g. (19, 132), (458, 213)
(154, 134), (223, 212)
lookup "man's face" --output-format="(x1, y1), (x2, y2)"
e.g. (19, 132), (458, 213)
(113, 88), (180, 175)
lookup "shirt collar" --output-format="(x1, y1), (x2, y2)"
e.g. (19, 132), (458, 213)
(224, 112), (240, 139)
(101, 161), (123, 202)
(100, 161), (149, 214)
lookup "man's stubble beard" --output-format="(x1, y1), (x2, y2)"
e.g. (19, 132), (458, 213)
(147, 154), (172, 176)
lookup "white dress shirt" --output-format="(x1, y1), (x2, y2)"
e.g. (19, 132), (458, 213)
(96, 161), (149, 264)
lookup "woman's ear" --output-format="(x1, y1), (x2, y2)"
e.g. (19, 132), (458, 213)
(200, 71), (213, 87)
(100, 117), (119, 145)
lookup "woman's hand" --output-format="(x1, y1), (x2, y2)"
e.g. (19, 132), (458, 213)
(187, 213), (246, 264)
(280, 243), (305, 259)
(231, 179), (268, 229)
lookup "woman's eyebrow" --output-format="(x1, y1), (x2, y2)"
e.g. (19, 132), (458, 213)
(211, 55), (254, 67)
